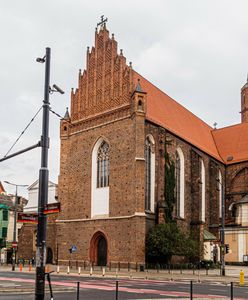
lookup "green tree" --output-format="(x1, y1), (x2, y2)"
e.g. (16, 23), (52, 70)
(146, 223), (198, 264)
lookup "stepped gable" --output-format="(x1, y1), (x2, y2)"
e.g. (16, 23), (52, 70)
(133, 71), (223, 162)
(71, 25), (133, 121)
(212, 122), (248, 164)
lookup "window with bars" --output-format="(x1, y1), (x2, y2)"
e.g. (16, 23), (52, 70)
(145, 138), (152, 210)
(175, 151), (181, 216)
(97, 141), (109, 188)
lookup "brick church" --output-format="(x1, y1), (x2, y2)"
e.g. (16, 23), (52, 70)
(19, 21), (248, 266)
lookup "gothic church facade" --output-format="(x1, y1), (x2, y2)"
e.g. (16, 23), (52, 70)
(19, 22), (248, 265)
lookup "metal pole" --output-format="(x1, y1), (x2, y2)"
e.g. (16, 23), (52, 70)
(35, 47), (51, 300)
(116, 280), (119, 300)
(12, 186), (17, 271)
(190, 280), (193, 300)
(220, 180), (225, 276)
(0, 142), (41, 162)
(77, 281), (80, 300)
(230, 281), (233, 300)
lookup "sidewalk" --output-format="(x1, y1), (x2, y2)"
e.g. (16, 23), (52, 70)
(1, 264), (247, 284)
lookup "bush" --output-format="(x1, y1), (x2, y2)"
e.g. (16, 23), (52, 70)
(146, 223), (198, 264)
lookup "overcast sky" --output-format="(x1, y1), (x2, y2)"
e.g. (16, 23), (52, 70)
(1, 0), (248, 197)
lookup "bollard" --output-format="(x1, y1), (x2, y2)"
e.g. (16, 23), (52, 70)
(29, 264), (32, 272)
(67, 266), (70, 274)
(230, 281), (233, 300)
(57, 265), (60, 274)
(240, 270), (245, 286)
(77, 281), (80, 300)
(83, 261), (86, 270)
(190, 280), (193, 300)
(116, 280), (119, 300)
(78, 267), (81, 275)
(102, 267), (105, 277)
(20, 263), (22, 272)
(90, 266), (93, 276)
(198, 268), (201, 283)
(170, 269), (173, 281)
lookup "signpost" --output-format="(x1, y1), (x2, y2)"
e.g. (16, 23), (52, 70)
(44, 202), (60, 214)
(17, 213), (38, 224)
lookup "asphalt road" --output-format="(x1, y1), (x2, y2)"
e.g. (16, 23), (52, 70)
(0, 271), (248, 299)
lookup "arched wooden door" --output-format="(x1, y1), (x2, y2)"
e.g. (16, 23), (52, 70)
(90, 232), (108, 266)
(97, 236), (107, 266)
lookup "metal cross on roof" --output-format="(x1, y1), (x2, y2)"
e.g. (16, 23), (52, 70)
(97, 15), (108, 28)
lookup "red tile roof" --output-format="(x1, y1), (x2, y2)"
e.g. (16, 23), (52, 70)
(133, 71), (224, 162)
(212, 122), (248, 164)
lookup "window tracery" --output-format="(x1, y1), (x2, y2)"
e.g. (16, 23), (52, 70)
(97, 141), (109, 188)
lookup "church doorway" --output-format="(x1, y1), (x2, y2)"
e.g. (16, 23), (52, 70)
(90, 231), (108, 266)
(46, 247), (53, 264)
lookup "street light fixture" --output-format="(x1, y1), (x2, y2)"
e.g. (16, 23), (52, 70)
(3, 181), (28, 271)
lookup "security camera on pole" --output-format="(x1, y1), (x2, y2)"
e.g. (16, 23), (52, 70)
(35, 48), (64, 300)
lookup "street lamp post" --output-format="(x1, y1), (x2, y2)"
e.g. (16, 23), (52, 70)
(217, 176), (225, 276)
(35, 47), (64, 300)
(220, 181), (225, 276)
(4, 181), (28, 271)
(35, 47), (51, 300)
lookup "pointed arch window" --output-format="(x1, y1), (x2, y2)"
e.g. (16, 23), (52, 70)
(145, 135), (155, 212)
(97, 141), (109, 188)
(218, 169), (222, 218)
(175, 148), (185, 218)
(200, 158), (206, 222)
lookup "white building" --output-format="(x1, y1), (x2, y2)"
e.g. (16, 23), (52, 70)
(24, 180), (58, 213)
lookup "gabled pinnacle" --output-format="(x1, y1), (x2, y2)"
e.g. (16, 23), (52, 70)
(135, 79), (143, 93)
(64, 107), (70, 119)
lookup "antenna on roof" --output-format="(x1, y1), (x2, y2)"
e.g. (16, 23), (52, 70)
(213, 122), (217, 129)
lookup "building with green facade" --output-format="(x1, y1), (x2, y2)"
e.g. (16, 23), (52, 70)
(0, 203), (9, 249)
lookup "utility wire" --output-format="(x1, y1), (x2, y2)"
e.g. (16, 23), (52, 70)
(4, 106), (43, 157)
(49, 107), (74, 126)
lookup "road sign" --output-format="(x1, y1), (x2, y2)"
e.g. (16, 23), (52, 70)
(17, 213), (38, 224)
(12, 242), (18, 248)
(71, 245), (77, 253)
(44, 202), (60, 214)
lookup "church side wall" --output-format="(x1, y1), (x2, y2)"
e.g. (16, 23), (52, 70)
(145, 121), (224, 258)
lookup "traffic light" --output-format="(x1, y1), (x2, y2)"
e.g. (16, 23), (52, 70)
(225, 244), (230, 254)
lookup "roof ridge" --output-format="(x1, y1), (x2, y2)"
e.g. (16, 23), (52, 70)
(213, 122), (247, 132)
(133, 70), (214, 130)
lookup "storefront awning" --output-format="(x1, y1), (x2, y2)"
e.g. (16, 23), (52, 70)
(204, 230), (217, 241)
